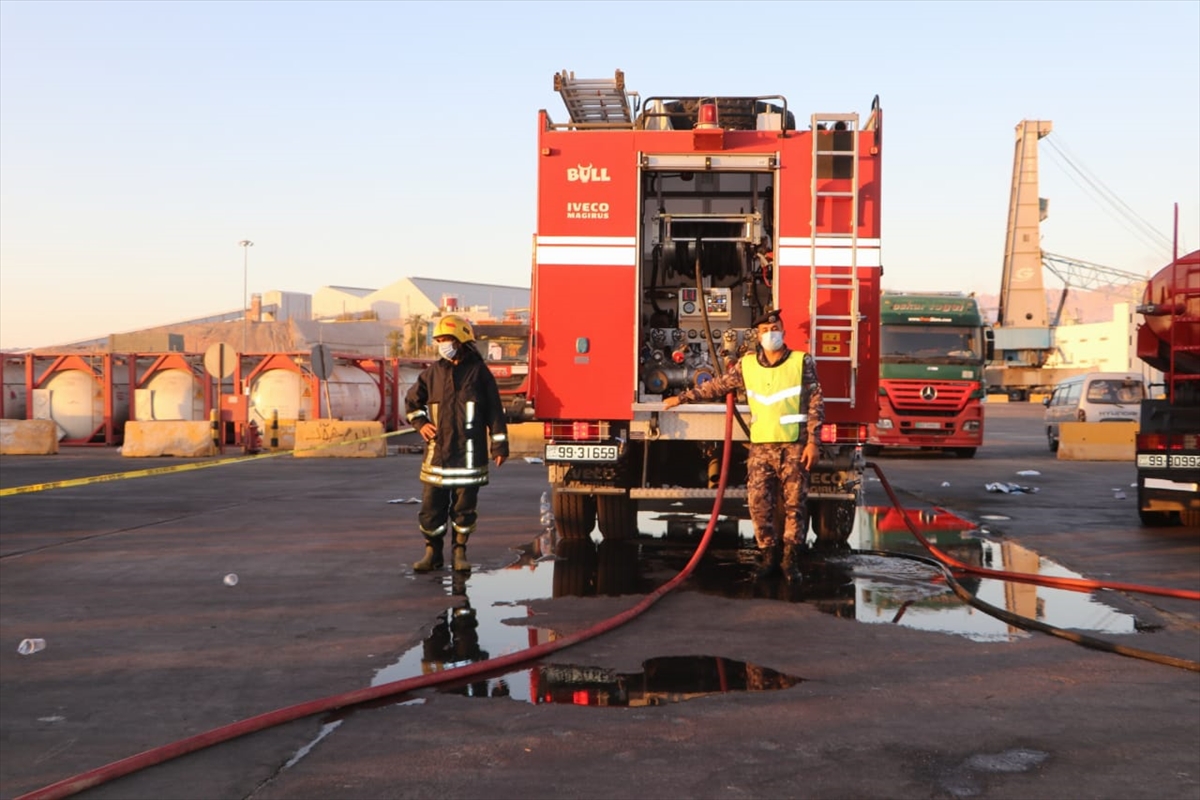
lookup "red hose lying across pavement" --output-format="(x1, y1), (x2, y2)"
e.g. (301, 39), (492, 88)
(867, 461), (1200, 602)
(17, 399), (737, 800)
(856, 546), (1200, 672)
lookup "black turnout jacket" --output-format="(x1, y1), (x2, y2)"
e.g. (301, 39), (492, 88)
(404, 345), (510, 486)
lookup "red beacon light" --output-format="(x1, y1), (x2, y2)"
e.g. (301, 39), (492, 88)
(696, 102), (719, 130)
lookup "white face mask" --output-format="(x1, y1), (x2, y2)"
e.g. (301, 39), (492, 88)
(760, 330), (785, 352)
(437, 341), (458, 360)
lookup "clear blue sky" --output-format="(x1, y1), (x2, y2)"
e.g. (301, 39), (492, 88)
(2, 0), (1197, 349)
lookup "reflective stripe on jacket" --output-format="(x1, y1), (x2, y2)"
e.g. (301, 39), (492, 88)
(742, 350), (808, 443)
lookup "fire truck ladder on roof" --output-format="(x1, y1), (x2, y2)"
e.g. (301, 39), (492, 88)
(554, 70), (635, 128)
(809, 112), (862, 406)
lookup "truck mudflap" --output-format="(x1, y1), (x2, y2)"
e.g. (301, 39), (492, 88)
(808, 467), (862, 501)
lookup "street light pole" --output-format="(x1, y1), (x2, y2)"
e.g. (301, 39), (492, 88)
(239, 240), (254, 353)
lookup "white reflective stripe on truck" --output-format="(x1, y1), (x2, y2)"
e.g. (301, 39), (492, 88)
(536, 236), (636, 266)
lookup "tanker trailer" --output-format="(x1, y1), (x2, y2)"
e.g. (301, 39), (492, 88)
(248, 361), (384, 431)
(1134, 248), (1200, 527)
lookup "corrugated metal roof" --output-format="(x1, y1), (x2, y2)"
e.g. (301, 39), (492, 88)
(409, 277), (529, 315)
(323, 286), (376, 297)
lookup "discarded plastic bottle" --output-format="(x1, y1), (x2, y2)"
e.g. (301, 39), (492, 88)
(539, 492), (551, 515)
(540, 511), (554, 528)
(17, 638), (46, 656)
(223, 573), (239, 587)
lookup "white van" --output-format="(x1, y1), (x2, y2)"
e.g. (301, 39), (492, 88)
(1043, 372), (1146, 452)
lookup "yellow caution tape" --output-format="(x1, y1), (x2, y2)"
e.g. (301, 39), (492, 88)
(0, 428), (421, 498)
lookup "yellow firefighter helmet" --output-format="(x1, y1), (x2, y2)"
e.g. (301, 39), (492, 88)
(432, 315), (474, 344)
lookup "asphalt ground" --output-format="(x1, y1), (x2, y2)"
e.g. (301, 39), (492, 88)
(1, 404), (1197, 800)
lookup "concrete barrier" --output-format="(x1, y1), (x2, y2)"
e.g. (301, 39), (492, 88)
(294, 420), (387, 458)
(122, 421), (217, 458)
(263, 420), (297, 451)
(0, 420), (59, 455)
(1057, 421), (1137, 461)
(508, 422), (545, 457)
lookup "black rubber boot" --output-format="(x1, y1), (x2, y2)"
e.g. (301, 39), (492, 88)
(452, 533), (471, 573)
(781, 543), (803, 584)
(412, 536), (444, 572)
(752, 545), (780, 580)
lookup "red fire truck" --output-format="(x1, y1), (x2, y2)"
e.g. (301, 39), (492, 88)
(1134, 246), (1200, 527)
(530, 71), (883, 543)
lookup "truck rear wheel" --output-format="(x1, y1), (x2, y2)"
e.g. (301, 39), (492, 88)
(552, 488), (596, 540)
(597, 494), (637, 540)
(812, 499), (857, 546)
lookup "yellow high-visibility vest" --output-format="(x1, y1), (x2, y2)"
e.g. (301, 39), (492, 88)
(741, 351), (808, 443)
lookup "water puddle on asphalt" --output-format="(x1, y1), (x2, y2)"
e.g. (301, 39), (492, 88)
(370, 538), (798, 705)
(366, 504), (1141, 709)
(646, 504), (1140, 642)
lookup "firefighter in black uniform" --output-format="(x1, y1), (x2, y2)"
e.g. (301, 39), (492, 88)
(405, 315), (509, 573)
(663, 309), (824, 582)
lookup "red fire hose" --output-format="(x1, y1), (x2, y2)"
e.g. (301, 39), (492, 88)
(17, 403), (1199, 799)
(866, 462), (1200, 602)
(16, 401), (737, 800)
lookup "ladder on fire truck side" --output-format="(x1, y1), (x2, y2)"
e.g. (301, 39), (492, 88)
(553, 70), (635, 128)
(809, 113), (862, 406)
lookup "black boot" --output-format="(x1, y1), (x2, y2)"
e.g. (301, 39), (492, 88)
(752, 545), (780, 580)
(781, 543), (804, 584)
(452, 532), (471, 573)
(412, 536), (444, 572)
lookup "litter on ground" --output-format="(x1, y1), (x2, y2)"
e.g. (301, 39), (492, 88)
(985, 482), (1039, 494)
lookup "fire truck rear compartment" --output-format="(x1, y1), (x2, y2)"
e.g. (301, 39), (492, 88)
(639, 166), (775, 402)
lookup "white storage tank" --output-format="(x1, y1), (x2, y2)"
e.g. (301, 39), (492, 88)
(135, 368), (205, 421)
(3, 361), (27, 419)
(395, 361), (432, 426)
(34, 368), (130, 441)
(249, 364), (383, 428)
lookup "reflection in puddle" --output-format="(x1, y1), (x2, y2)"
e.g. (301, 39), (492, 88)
(643, 505), (1139, 642)
(856, 507), (1138, 642)
(487, 656), (799, 706)
(368, 503), (1141, 714)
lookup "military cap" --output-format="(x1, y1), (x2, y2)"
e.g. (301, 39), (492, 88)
(751, 308), (783, 327)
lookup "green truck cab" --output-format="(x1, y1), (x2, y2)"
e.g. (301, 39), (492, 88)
(867, 292), (994, 458)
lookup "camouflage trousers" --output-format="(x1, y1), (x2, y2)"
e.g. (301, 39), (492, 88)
(746, 442), (810, 549)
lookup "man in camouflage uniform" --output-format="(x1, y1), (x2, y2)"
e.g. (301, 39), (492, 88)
(663, 309), (824, 582)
